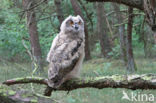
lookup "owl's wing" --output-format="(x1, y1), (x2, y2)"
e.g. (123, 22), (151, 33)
(47, 35), (59, 62)
(48, 38), (83, 88)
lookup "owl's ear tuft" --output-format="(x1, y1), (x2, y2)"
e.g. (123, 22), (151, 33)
(65, 15), (73, 24)
(77, 15), (82, 19)
(67, 15), (72, 20)
(77, 15), (84, 23)
(60, 15), (73, 31)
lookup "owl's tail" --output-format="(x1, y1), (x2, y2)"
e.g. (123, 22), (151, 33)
(44, 86), (54, 96)
(48, 63), (64, 88)
(47, 78), (64, 88)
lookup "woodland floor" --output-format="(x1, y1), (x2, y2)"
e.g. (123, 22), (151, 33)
(0, 57), (156, 103)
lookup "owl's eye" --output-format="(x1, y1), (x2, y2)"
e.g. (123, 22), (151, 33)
(70, 21), (74, 26)
(78, 21), (81, 25)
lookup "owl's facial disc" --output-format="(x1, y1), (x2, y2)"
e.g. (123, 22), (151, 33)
(69, 20), (82, 32)
(63, 16), (84, 34)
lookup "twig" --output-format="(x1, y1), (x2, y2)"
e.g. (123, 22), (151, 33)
(106, 9), (128, 16)
(21, 39), (33, 60)
(105, 15), (113, 37)
(21, 0), (47, 13)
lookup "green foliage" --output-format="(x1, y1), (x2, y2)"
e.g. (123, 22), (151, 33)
(95, 41), (101, 53)
(37, 18), (57, 56)
(0, 0), (59, 60)
(151, 44), (156, 54)
(108, 44), (120, 59)
(0, 4), (29, 60)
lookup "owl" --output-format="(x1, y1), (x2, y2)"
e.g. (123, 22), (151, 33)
(47, 15), (85, 88)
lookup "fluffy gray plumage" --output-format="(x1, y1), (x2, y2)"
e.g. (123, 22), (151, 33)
(47, 15), (85, 88)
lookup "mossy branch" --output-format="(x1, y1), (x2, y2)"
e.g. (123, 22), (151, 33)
(0, 84), (55, 103)
(3, 77), (48, 86)
(1, 74), (156, 101)
(3, 74), (156, 91)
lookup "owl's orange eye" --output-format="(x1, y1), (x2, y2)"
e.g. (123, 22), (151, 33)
(78, 21), (81, 25)
(70, 21), (74, 25)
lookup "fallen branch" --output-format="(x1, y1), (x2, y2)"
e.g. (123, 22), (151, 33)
(0, 84), (55, 103)
(3, 77), (48, 86)
(3, 74), (156, 90)
(3, 74), (155, 102)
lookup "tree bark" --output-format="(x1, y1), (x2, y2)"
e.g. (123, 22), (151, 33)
(139, 16), (151, 58)
(154, 32), (156, 43)
(96, 3), (112, 57)
(144, 0), (156, 43)
(126, 7), (137, 72)
(112, 3), (127, 64)
(54, 0), (64, 26)
(22, 0), (43, 71)
(70, 0), (91, 60)
(141, 18), (148, 57)
(2, 74), (156, 97)
(0, 84), (54, 103)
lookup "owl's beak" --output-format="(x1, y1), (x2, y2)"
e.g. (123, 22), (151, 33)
(74, 24), (79, 30)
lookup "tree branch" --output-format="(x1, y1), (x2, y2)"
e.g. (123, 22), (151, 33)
(2, 74), (156, 97)
(0, 84), (55, 103)
(3, 77), (48, 86)
(85, 0), (143, 10)
(3, 74), (156, 90)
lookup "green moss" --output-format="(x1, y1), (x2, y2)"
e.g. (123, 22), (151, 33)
(21, 93), (30, 98)
(94, 76), (107, 80)
(142, 75), (152, 80)
(0, 85), (9, 94)
(8, 90), (16, 96)
(111, 75), (124, 81)
(30, 99), (38, 103)
(2, 92), (7, 96)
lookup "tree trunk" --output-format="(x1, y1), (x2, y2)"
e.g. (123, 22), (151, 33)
(141, 21), (148, 57)
(126, 7), (137, 73)
(54, 0), (64, 27)
(154, 32), (156, 43)
(112, 3), (127, 64)
(144, 0), (156, 43)
(70, 0), (91, 60)
(22, 0), (43, 72)
(139, 17), (150, 57)
(96, 3), (112, 57)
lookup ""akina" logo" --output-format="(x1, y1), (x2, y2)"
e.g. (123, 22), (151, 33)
(122, 90), (155, 102)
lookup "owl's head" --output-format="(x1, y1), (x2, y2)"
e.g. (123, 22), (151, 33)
(60, 15), (84, 35)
